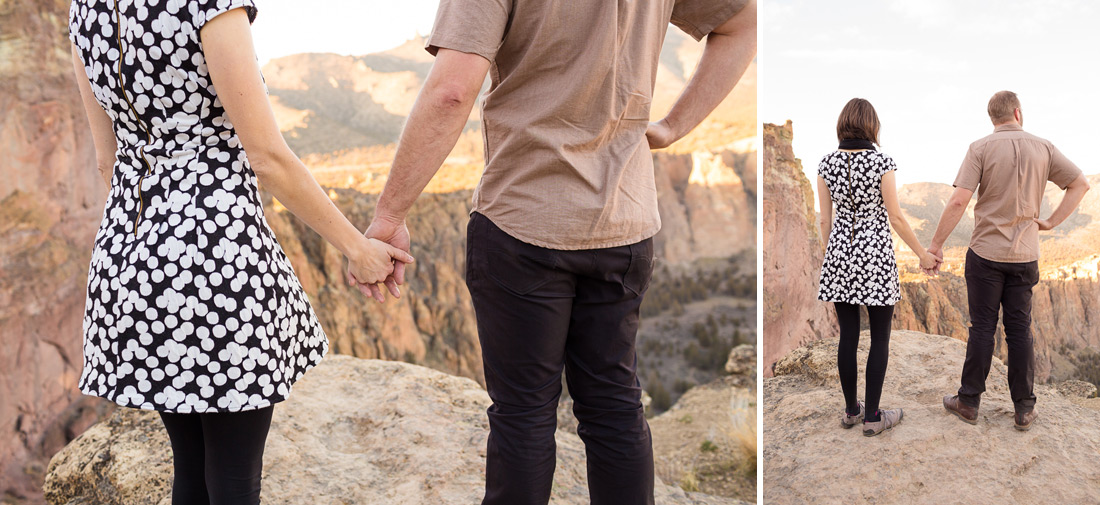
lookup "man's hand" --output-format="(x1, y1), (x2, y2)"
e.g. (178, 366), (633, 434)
(645, 119), (677, 149)
(367, 217), (411, 298)
(1035, 218), (1055, 231)
(924, 245), (944, 275)
(347, 217), (411, 302)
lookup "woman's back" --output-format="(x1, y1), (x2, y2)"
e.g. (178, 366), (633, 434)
(69, 0), (254, 161)
(69, 0), (329, 415)
(818, 150), (894, 220)
(817, 148), (900, 307)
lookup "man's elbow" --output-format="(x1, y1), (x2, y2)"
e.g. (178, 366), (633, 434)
(425, 83), (477, 114)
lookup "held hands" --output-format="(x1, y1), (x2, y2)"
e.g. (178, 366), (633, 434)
(345, 231), (414, 303)
(345, 217), (413, 303)
(920, 246), (944, 276)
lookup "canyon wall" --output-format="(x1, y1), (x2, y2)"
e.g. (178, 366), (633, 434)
(0, 0), (115, 500)
(761, 122), (835, 376)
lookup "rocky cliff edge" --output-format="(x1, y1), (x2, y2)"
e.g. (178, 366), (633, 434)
(763, 330), (1100, 504)
(44, 355), (751, 505)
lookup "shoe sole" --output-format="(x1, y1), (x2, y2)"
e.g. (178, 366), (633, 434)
(945, 407), (978, 425)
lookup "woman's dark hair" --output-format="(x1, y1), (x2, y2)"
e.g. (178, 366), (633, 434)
(836, 98), (880, 145)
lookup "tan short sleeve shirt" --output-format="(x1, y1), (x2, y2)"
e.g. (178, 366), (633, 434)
(953, 124), (1083, 263)
(426, 0), (749, 250)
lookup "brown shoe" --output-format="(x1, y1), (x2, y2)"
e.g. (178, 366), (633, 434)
(862, 408), (903, 437)
(943, 395), (978, 425)
(1014, 410), (1037, 431)
(840, 401), (865, 429)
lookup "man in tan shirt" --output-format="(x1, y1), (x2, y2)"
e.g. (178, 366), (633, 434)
(353, 1), (756, 503)
(930, 91), (1089, 431)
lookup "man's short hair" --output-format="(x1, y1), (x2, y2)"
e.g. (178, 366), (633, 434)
(988, 91), (1020, 124)
(836, 98), (880, 145)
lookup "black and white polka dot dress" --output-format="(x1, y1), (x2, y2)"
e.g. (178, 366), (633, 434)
(817, 150), (901, 306)
(69, 0), (328, 413)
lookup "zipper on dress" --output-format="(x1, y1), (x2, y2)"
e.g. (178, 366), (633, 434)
(111, 0), (155, 237)
(847, 153), (855, 243)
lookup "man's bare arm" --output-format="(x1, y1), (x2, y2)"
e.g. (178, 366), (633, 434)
(928, 186), (974, 257)
(374, 49), (490, 224)
(647, 0), (757, 149)
(360, 49), (490, 299)
(1037, 174), (1090, 230)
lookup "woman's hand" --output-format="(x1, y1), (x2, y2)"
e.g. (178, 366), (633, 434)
(346, 237), (415, 302)
(918, 250), (940, 275)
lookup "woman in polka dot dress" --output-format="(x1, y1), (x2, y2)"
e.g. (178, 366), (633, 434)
(816, 98), (938, 437)
(68, 1), (413, 502)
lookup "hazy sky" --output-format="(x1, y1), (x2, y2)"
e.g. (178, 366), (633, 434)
(762, 0), (1100, 192)
(250, 1), (438, 63)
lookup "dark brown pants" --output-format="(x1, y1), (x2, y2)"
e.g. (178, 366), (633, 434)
(958, 248), (1038, 413)
(465, 212), (655, 505)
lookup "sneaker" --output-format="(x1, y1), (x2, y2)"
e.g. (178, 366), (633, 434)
(862, 408), (903, 437)
(840, 401), (865, 429)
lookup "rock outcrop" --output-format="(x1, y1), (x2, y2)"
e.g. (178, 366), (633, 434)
(0, 0), (112, 500)
(764, 330), (1100, 504)
(650, 375), (757, 502)
(44, 355), (747, 505)
(761, 122), (836, 376)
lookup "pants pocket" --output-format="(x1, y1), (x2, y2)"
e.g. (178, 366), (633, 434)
(623, 238), (655, 296)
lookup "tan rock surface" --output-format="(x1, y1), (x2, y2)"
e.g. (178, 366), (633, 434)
(650, 377), (757, 503)
(762, 122), (836, 376)
(45, 355), (745, 505)
(764, 330), (1100, 504)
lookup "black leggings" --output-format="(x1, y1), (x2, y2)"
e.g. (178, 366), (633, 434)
(835, 303), (894, 421)
(159, 406), (274, 505)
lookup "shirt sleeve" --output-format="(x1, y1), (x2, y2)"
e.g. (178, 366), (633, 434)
(1047, 144), (1083, 189)
(671, 0), (749, 41)
(953, 143), (982, 191)
(425, 0), (512, 62)
(190, 0), (258, 33)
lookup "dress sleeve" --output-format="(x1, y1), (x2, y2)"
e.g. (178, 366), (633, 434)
(882, 154), (897, 177)
(425, 0), (512, 62)
(190, 0), (258, 33)
(671, 0), (749, 41)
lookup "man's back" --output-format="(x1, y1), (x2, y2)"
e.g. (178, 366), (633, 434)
(954, 124), (1080, 262)
(427, 0), (748, 250)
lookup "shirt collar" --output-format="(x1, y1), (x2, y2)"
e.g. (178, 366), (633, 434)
(994, 124), (1023, 133)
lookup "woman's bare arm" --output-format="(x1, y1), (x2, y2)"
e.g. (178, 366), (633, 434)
(71, 43), (118, 188)
(817, 176), (832, 252)
(882, 170), (937, 271)
(199, 9), (412, 300)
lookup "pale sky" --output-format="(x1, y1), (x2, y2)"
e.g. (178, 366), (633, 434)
(250, 1), (439, 64)
(762, 0), (1100, 196)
